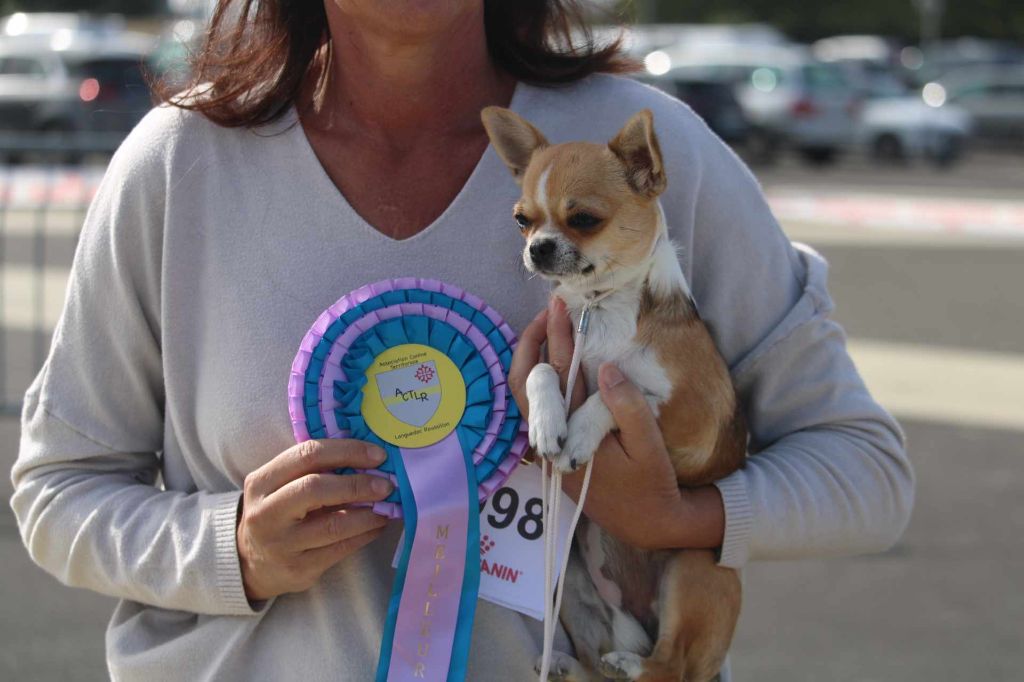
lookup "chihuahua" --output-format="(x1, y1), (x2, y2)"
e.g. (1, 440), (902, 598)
(482, 106), (747, 682)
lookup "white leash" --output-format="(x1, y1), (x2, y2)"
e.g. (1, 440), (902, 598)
(538, 304), (596, 681)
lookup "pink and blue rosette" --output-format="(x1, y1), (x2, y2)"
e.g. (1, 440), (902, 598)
(288, 278), (527, 682)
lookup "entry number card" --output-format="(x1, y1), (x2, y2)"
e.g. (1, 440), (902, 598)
(393, 462), (578, 621)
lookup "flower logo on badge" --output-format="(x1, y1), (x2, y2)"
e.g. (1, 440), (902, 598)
(415, 364), (435, 383)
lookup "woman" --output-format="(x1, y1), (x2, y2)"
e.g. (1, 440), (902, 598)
(11, 1), (914, 680)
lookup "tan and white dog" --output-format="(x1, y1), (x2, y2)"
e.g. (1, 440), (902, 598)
(482, 106), (747, 682)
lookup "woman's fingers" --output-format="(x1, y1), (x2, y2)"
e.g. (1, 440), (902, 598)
(508, 307), (548, 421)
(597, 363), (663, 461)
(290, 507), (389, 550)
(244, 439), (387, 499)
(547, 296), (587, 411)
(303, 524), (390, 576)
(263, 472), (394, 522)
(237, 439), (395, 601)
(546, 297), (574, 389)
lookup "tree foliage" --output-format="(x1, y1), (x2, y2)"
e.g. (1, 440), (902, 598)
(632, 0), (1023, 43)
(0, 0), (165, 17)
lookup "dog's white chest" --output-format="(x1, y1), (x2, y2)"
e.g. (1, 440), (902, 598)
(574, 303), (673, 407)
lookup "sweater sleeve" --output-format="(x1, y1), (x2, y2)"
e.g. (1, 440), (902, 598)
(661, 106), (915, 569)
(9, 108), (258, 616)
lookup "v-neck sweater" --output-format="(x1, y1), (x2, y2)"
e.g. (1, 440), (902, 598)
(12, 74), (913, 681)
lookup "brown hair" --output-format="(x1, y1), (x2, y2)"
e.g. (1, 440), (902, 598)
(157, 0), (636, 129)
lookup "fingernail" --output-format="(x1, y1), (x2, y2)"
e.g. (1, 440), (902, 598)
(600, 363), (624, 388)
(372, 477), (392, 495)
(368, 447), (386, 464)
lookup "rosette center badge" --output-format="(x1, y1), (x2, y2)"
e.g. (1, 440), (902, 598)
(363, 345), (465, 446)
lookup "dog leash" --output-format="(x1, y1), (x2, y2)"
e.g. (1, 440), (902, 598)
(538, 236), (669, 679)
(538, 303), (597, 682)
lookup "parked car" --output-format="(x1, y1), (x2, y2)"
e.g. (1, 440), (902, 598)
(2, 12), (127, 40)
(812, 35), (912, 97)
(0, 32), (155, 136)
(812, 35), (973, 166)
(593, 22), (789, 63)
(638, 72), (750, 145)
(646, 44), (860, 164)
(857, 93), (972, 166)
(912, 38), (1024, 87)
(931, 65), (1024, 145)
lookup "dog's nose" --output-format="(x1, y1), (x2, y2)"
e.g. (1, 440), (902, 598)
(529, 240), (556, 266)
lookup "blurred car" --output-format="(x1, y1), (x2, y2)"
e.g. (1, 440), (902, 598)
(812, 35), (912, 96)
(813, 35), (973, 166)
(930, 66), (1024, 144)
(639, 72), (750, 144)
(0, 31), (155, 135)
(625, 22), (788, 58)
(2, 12), (127, 39)
(857, 94), (971, 166)
(646, 44), (859, 164)
(912, 38), (1024, 87)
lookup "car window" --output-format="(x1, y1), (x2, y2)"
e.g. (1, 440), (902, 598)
(63, 57), (148, 93)
(0, 56), (47, 77)
(802, 63), (847, 91)
(949, 83), (990, 100)
(990, 81), (1024, 98)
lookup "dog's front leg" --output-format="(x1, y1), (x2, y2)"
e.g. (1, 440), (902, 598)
(556, 393), (615, 473)
(527, 363), (569, 459)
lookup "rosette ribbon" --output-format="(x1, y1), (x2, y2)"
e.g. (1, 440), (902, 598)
(288, 279), (527, 681)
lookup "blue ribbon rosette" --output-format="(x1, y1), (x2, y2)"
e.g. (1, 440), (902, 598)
(288, 278), (527, 682)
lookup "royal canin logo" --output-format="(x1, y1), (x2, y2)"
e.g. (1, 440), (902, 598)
(478, 534), (522, 584)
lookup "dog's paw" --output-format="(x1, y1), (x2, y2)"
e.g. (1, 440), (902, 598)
(528, 404), (567, 460)
(534, 651), (585, 681)
(598, 651), (645, 680)
(552, 414), (603, 473)
(526, 365), (568, 459)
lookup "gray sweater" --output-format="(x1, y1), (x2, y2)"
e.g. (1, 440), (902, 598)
(11, 74), (914, 681)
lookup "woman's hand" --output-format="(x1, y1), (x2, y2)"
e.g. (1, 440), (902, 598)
(509, 297), (726, 551)
(236, 440), (394, 602)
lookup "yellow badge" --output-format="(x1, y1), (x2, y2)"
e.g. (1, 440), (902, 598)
(361, 344), (466, 448)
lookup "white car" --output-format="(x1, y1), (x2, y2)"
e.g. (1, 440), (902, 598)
(857, 93), (972, 166)
(646, 43), (859, 164)
(0, 32), (155, 134)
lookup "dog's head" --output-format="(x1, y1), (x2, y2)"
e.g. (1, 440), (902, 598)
(481, 107), (667, 291)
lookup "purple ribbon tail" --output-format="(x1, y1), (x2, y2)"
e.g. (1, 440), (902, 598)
(386, 431), (470, 681)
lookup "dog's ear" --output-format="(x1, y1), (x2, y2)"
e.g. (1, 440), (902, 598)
(481, 106), (549, 184)
(609, 109), (666, 198)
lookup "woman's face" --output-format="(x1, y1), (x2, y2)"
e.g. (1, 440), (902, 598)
(328, 0), (483, 41)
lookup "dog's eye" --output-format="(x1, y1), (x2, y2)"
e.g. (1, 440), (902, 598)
(514, 213), (531, 229)
(567, 212), (601, 230)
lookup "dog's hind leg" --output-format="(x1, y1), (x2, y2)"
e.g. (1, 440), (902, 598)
(599, 549), (740, 682)
(536, 546), (617, 682)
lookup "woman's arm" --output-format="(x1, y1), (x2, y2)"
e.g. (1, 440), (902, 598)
(10, 110), (259, 615)
(665, 99), (915, 568)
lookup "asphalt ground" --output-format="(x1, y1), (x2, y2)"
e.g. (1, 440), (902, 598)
(1, 152), (1023, 680)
